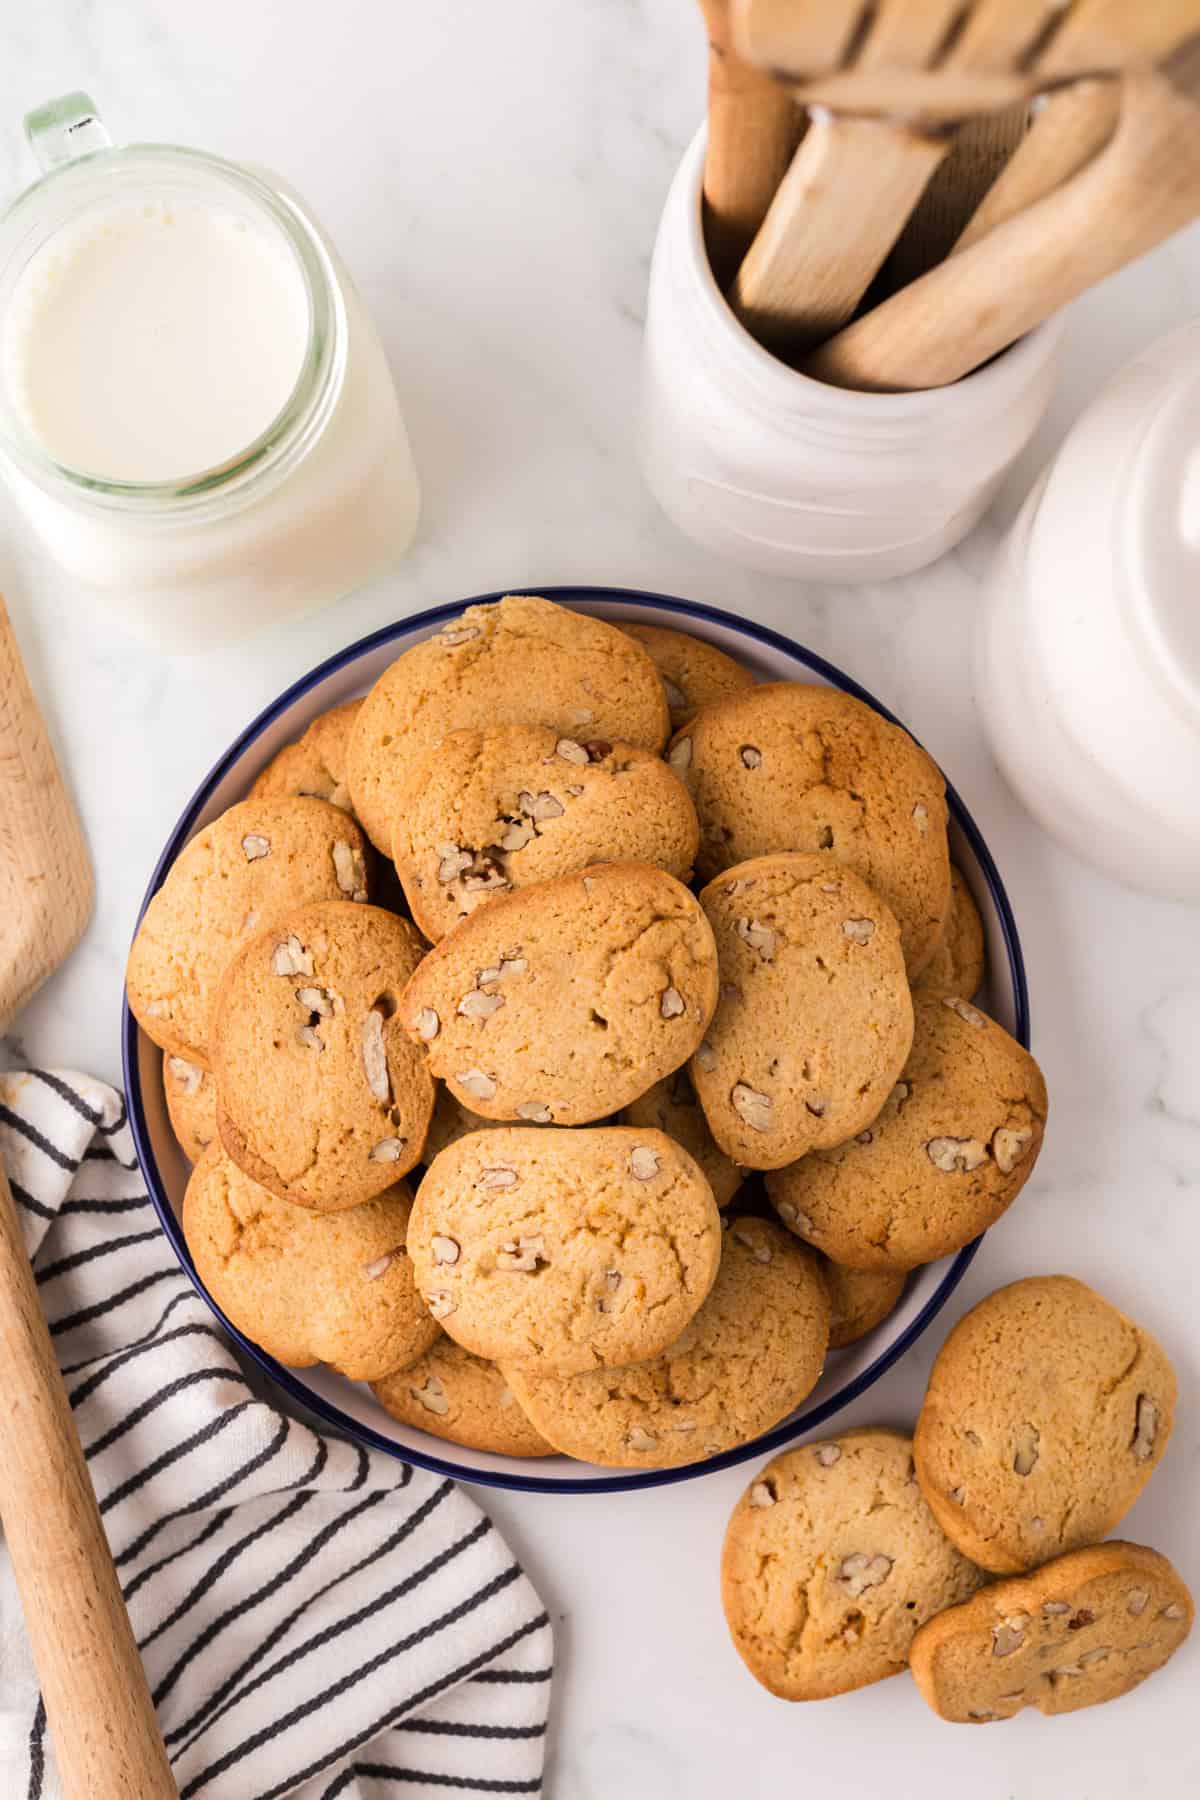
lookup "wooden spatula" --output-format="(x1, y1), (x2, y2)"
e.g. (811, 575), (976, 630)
(734, 0), (1200, 119)
(697, 0), (801, 284)
(0, 595), (177, 1797)
(729, 0), (1200, 352)
(806, 34), (1200, 391)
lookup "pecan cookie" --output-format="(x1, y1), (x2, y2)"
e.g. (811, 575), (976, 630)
(821, 1259), (906, 1350)
(668, 683), (950, 975)
(127, 797), (371, 1065)
(398, 862), (719, 1124)
(766, 992), (1047, 1271)
(693, 853), (912, 1170)
(915, 1276), (1177, 1574)
(910, 1542), (1193, 1723)
(619, 1067), (743, 1208)
(371, 1337), (554, 1458)
(502, 1216), (829, 1467)
(213, 901), (434, 1211)
(163, 1054), (218, 1163)
(619, 621), (755, 732)
(250, 700), (361, 814)
(346, 594), (669, 852)
(407, 1126), (721, 1376)
(183, 1145), (436, 1381)
(914, 867), (986, 1000)
(390, 724), (698, 942)
(721, 1428), (985, 1700)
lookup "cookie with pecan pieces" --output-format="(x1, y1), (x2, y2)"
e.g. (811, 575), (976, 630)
(407, 1126), (720, 1377)
(212, 901), (433, 1211)
(619, 622), (754, 732)
(372, 1337), (554, 1459)
(910, 1542), (1193, 1723)
(915, 1277), (1177, 1574)
(722, 1428), (984, 1699)
(163, 1053), (218, 1163)
(250, 700), (361, 815)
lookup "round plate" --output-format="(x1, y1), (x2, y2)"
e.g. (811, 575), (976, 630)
(124, 587), (1029, 1494)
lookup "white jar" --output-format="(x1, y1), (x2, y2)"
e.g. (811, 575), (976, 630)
(637, 127), (1064, 583)
(0, 95), (419, 652)
(976, 321), (1200, 902)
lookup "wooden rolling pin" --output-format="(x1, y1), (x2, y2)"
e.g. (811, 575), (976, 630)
(0, 594), (177, 1798)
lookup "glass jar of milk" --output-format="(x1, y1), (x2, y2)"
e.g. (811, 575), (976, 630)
(0, 95), (420, 651)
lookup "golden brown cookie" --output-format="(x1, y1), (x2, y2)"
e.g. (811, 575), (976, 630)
(721, 1428), (985, 1700)
(398, 862), (719, 1124)
(822, 1259), (906, 1350)
(390, 724), (698, 942)
(371, 1337), (554, 1458)
(163, 1054), (219, 1163)
(766, 992), (1047, 1271)
(668, 683), (950, 975)
(213, 901), (434, 1211)
(619, 621), (755, 731)
(914, 867), (986, 1000)
(127, 797), (371, 1066)
(183, 1145), (436, 1381)
(502, 1216), (829, 1467)
(407, 1126), (721, 1376)
(618, 1068), (743, 1208)
(910, 1542), (1194, 1723)
(346, 595), (669, 852)
(422, 1085), (508, 1162)
(249, 700), (362, 814)
(915, 1276), (1177, 1575)
(693, 853), (912, 1171)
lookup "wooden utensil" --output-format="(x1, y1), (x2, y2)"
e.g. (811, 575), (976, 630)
(0, 595), (177, 1798)
(697, 0), (801, 284)
(733, 0), (1200, 120)
(806, 35), (1200, 392)
(879, 102), (1029, 290)
(952, 80), (1119, 251)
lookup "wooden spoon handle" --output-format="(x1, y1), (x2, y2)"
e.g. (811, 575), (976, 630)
(731, 113), (949, 351)
(699, 0), (800, 282)
(805, 62), (1200, 391)
(953, 79), (1120, 252)
(0, 1161), (177, 1797)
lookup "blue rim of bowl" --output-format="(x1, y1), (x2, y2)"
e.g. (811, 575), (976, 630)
(124, 585), (1029, 1495)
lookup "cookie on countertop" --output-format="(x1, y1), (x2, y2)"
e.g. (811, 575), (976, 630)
(127, 796), (372, 1066)
(914, 867), (986, 1000)
(250, 700), (362, 814)
(619, 621), (755, 732)
(163, 1054), (218, 1163)
(183, 1144), (436, 1382)
(407, 1126), (721, 1377)
(346, 594), (669, 852)
(399, 861), (719, 1125)
(619, 1067), (743, 1208)
(721, 1428), (985, 1700)
(910, 1541), (1194, 1723)
(502, 1216), (829, 1467)
(766, 991), (1047, 1271)
(371, 1336), (554, 1459)
(213, 901), (434, 1211)
(821, 1259), (906, 1350)
(668, 683), (950, 976)
(914, 1276), (1177, 1575)
(390, 724), (698, 942)
(692, 853), (912, 1170)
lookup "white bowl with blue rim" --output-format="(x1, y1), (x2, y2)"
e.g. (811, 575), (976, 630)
(124, 587), (1030, 1495)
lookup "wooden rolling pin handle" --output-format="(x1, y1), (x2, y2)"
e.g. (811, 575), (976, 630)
(0, 1159), (178, 1798)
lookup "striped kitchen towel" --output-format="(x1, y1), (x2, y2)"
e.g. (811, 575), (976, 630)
(0, 1070), (552, 1800)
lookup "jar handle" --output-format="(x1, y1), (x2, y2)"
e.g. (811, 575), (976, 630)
(24, 93), (112, 174)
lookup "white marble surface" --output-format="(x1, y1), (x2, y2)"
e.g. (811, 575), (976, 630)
(2, 3), (1199, 1795)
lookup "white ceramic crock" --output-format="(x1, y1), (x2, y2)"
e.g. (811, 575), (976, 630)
(976, 320), (1200, 903)
(637, 127), (1065, 583)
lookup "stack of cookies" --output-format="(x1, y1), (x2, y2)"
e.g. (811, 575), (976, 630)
(128, 592), (1048, 1469)
(722, 1274), (1191, 1723)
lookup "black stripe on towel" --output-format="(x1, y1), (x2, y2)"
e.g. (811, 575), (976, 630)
(49, 1265), (183, 1338)
(114, 1414), (289, 1567)
(70, 1319), (225, 1408)
(473, 1668), (553, 1686)
(324, 1768), (541, 1797)
(84, 1366), (250, 1461)
(63, 1287), (202, 1377)
(140, 1489), (315, 1651)
(9, 1177), (55, 1220)
(36, 1226), (164, 1284)
(0, 1105), (77, 1172)
(122, 1507), (236, 1604)
(29, 1069), (104, 1126)
(394, 1720), (546, 1741)
(25, 1697), (45, 1800)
